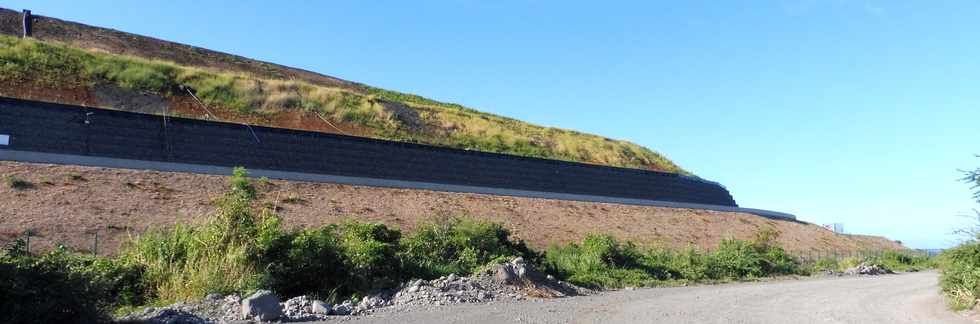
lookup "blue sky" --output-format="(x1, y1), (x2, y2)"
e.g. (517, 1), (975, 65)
(6, 1), (978, 248)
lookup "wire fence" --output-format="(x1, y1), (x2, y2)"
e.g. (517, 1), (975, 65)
(3, 228), (118, 256)
(2, 228), (937, 262)
(794, 249), (931, 264)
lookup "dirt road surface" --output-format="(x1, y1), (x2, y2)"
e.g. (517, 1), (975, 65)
(337, 271), (974, 324)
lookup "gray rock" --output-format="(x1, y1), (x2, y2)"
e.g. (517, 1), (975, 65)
(492, 257), (529, 285)
(280, 295), (330, 321)
(122, 308), (212, 324)
(510, 257), (528, 278)
(332, 300), (354, 315)
(494, 264), (518, 284)
(312, 300), (332, 315)
(241, 290), (282, 321)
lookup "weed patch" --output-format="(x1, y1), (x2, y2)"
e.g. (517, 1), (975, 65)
(543, 229), (803, 289)
(939, 242), (980, 310)
(400, 217), (536, 279)
(4, 175), (33, 190)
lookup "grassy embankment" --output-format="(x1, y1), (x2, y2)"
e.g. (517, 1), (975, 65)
(0, 35), (685, 173)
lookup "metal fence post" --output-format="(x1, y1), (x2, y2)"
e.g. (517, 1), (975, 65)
(92, 231), (99, 256)
(24, 231), (30, 255)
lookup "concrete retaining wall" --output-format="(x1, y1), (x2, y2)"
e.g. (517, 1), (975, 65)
(0, 96), (794, 220)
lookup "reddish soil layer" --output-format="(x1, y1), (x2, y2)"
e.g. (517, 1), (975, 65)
(0, 161), (905, 255)
(0, 79), (373, 138)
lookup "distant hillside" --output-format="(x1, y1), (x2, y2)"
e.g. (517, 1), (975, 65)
(0, 8), (686, 174)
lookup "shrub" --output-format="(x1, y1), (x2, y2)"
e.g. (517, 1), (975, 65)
(868, 250), (933, 272)
(938, 160), (980, 309)
(709, 229), (801, 280)
(0, 257), (106, 323)
(259, 226), (344, 300)
(544, 231), (803, 289)
(120, 167), (270, 301)
(337, 222), (402, 292)
(939, 242), (980, 310)
(0, 247), (145, 324)
(400, 217), (534, 278)
(650, 247), (712, 281)
(260, 221), (402, 301)
(48, 250), (148, 309)
(711, 238), (764, 279)
(4, 175), (33, 190)
(807, 258), (841, 273)
(542, 234), (669, 289)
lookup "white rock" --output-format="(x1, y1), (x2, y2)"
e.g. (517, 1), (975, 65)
(312, 300), (332, 315)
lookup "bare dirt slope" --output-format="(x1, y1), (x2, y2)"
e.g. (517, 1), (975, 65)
(340, 272), (972, 324)
(0, 161), (903, 255)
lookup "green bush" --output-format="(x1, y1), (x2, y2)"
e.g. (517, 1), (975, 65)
(806, 258), (841, 273)
(336, 222), (402, 293)
(0, 258), (105, 324)
(544, 231), (803, 289)
(649, 247), (712, 281)
(4, 175), (33, 190)
(938, 161), (980, 309)
(543, 236), (654, 289)
(120, 167), (270, 301)
(868, 250), (933, 272)
(940, 242), (980, 310)
(711, 238), (765, 279)
(0, 247), (146, 324)
(400, 217), (534, 278)
(259, 226), (344, 300)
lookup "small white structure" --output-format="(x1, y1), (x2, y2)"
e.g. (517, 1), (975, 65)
(822, 223), (845, 233)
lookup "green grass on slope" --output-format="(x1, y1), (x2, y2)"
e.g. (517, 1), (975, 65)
(0, 35), (687, 173)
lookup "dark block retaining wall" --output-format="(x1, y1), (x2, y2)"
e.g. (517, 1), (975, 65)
(0, 97), (738, 207)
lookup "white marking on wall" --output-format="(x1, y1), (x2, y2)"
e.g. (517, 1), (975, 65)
(0, 135), (9, 146)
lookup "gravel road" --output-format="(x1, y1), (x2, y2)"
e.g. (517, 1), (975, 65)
(335, 271), (974, 324)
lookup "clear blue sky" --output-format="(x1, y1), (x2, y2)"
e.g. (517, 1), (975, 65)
(7, 1), (978, 248)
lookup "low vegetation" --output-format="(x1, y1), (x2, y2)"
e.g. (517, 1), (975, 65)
(0, 35), (685, 173)
(0, 241), (144, 323)
(939, 242), (979, 310)
(399, 217), (537, 279)
(804, 251), (933, 274)
(542, 228), (803, 288)
(0, 168), (929, 322)
(868, 251), (934, 272)
(938, 164), (980, 310)
(3, 174), (32, 190)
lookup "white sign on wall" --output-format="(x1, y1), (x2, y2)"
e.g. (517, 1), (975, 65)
(0, 134), (8, 146)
